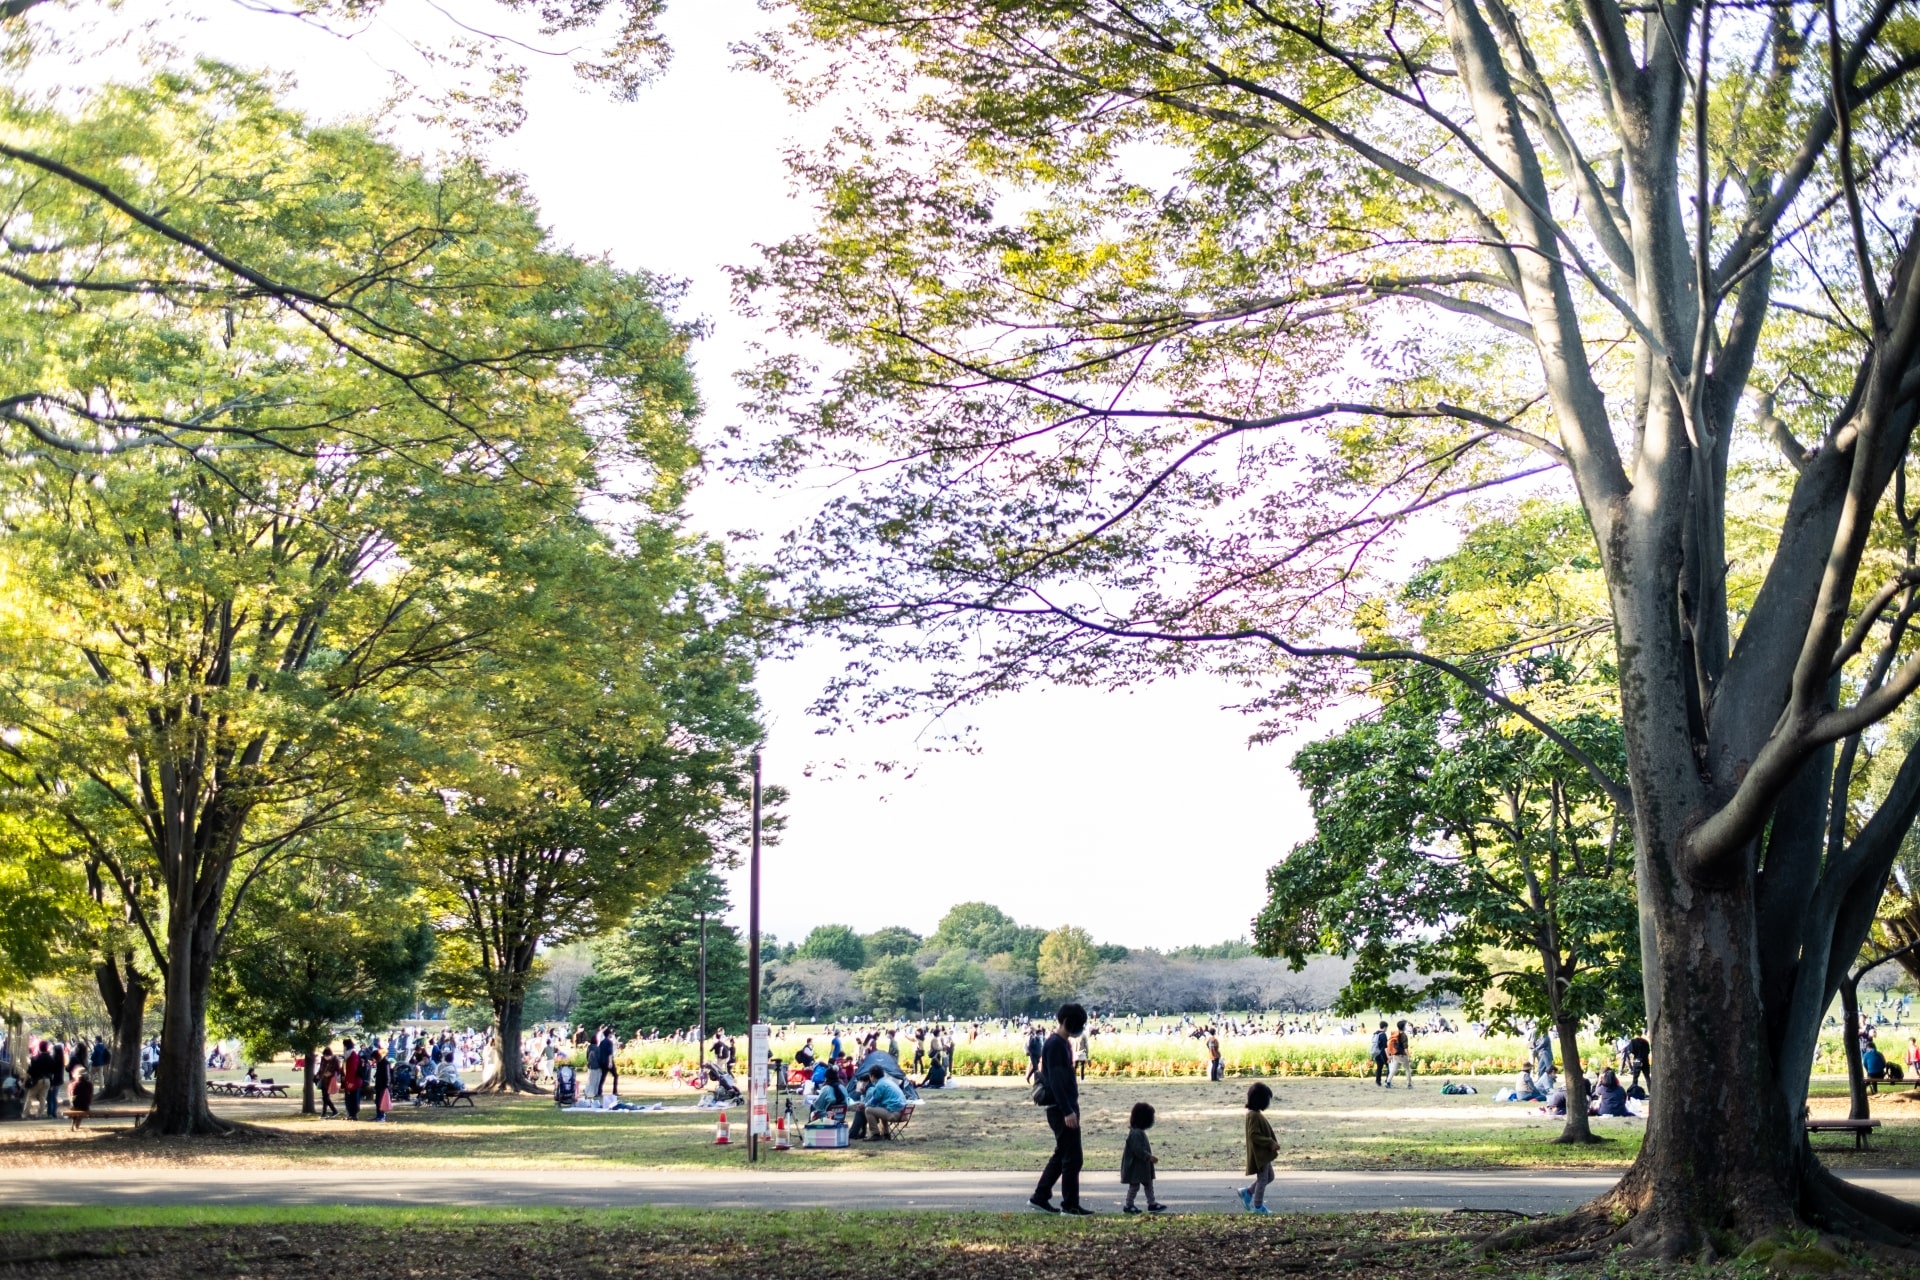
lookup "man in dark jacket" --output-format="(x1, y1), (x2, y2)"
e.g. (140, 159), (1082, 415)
(47, 1040), (66, 1118)
(1029, 1003), (1091, 1215)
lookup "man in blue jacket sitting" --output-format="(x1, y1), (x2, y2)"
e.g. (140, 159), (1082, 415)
(855, 1067), (908, 1139)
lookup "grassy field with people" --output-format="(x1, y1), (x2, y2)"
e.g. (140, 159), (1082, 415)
(4, 1072), (1915, 1172)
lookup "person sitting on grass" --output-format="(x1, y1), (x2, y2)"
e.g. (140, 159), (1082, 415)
(1513, 1066), (1545, 1102)
(855, 1066), (907, 1139)
(1588, 1068), (1630, 1117)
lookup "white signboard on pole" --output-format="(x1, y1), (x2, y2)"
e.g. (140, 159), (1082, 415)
(749, 1023), (771, 1136)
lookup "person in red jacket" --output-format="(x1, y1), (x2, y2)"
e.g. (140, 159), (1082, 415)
(341, 1038), (363, 1121)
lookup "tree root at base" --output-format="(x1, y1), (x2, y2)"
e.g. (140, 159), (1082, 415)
(1547, 1130), (1611, 1145)
(1480, 1159), (1920, 1264)
(475, 1077), (547, 1094)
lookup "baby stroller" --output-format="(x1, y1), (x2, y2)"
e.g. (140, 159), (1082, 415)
(554, 1062), (577, 1107)
(701, 1061), (744, 1106)
(393, 1063), (419, 1104)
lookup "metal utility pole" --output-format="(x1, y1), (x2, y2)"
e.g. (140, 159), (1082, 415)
(748, 749), (762, 1162)
(697, 910), (708, 1073)
(749, 750), (762, 1025)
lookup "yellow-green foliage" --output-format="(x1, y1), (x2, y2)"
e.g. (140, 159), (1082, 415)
(612, 1031), (1600, 1079)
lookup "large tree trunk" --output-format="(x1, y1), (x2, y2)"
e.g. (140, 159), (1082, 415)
(141, 897), (230, 1135)
(482, 994), (539, 1092)
(94, 951), (150, 1102)
(1580, 869), (1804, 1255)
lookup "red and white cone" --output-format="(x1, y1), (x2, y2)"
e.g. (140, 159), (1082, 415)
(773, 1112), (792, 1151)
(714, 1109), (731, 1145)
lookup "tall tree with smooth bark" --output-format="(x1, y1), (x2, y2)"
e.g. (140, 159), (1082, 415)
(0, 67), (706, 1135)
(741, 0), (1920, 1254)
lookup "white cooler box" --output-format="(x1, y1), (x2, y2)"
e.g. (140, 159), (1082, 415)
(801, 1121), (849, 1149)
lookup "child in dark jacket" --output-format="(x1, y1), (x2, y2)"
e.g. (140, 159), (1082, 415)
(1121, 1102), (1166, 1213)
(1238, 1082), (1279, 1214)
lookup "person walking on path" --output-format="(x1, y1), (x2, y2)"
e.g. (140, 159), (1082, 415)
(1369, 1022), (1389, 1087)
(1073, 1028), (1090, 1081)
(1207, 1030), (1223, 1082)
(1387, 1021), (1415, 1089)
(1121, 1102), (1166, 1214)
(1025, 1026), (1044, 1084)
(1237, 1082), (1280, 1215)
(1028, 1002), (1091, 1216)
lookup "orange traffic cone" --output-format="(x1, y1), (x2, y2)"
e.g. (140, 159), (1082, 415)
(773, 1112), (792, 1151)
(713, 1109), (731, 1145)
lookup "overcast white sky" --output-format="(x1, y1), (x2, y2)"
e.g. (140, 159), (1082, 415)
(42, 0), (1338, 951)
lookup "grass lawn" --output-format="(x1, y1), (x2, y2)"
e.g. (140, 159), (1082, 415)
(6, 1074), (1916, 1172)
(4, 1203), (1917, 1280)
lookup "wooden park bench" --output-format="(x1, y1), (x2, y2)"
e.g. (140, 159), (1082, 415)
(66, 1107), (146, 1131)
(1806, 1117), (1881, 1151)
(207, 1080), (288, 1098)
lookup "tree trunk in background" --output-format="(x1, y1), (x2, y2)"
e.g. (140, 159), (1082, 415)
(1842, 979), (1872, 1121)
(483, 994), (539, 1092)
(1552, 1015), (1594, 1144)
(300, 1038), (317, 1116)
(95, 951), (150, 1102)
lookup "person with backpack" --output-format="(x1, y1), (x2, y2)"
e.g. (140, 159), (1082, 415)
(1387, 1020), (1414, 1088)
(1028, 1003), (1091, 1215)
(341, 1038), (363, 1121)
(1369, 1021), (1389, 1087)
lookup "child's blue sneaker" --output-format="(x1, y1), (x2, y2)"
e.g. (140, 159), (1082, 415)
(1237, 1187), (1253, 1211)
(1253, 1205), (1272, 1216)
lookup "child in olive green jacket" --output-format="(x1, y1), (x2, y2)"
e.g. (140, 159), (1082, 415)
(1237, 1082), (1279, 1214)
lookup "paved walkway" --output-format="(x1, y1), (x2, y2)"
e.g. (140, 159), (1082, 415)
(18, 1167), (1920, 1215)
